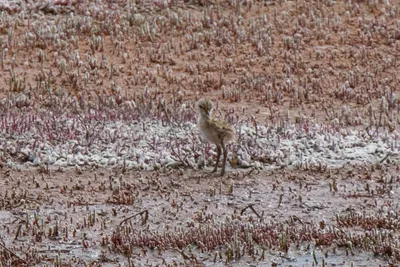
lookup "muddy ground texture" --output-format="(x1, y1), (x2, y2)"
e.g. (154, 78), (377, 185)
(1, 0), (400, 266)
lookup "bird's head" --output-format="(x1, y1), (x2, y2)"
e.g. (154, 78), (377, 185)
(197, 98), (213, 117)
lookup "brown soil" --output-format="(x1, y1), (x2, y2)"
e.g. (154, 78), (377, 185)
(1, 165), (398, 266)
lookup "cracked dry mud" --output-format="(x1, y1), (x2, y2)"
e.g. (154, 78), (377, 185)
(1, 0), (400, 266)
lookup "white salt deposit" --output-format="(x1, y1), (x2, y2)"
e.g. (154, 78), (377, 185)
(0, 114), (398, 171)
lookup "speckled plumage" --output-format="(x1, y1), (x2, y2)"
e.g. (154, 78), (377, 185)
(197, 99), (235, 176)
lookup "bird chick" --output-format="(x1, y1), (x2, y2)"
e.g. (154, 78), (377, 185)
(197, 99), (235, 176)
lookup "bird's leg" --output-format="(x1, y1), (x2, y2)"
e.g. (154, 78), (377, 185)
(212, 145), (221, 173)
(220, 142), (227, 176)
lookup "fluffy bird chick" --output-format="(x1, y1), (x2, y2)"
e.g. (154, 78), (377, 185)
(197, 99), (235, 176)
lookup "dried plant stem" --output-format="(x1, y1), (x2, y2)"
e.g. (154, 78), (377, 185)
(0, 237), (26, 264)
(277, 194), (284, 208)
(379, 152), (391, 164)
(240, 204), (262, 219)
(119, 210), (149, 226)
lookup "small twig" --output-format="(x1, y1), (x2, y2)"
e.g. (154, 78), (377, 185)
(290, 215), (304, 224)
(379, 152), (391, 164)
(170, 146), (191, 167)
(240, 203), (262, 219)
(277, 194), (284, 208)
(119, 210), (148, 226)
(175, 248), (191, 261)
(300, 203), (324, 210)
(270, 252), (293, 261)
(346, 193), (377, 198)
(175, 248), (200, 263)
(241, 168), (260, 179)
(0, 236), (26, 264)
(6, 199), (27, 210)
(14, 224), (22, 241)
(161, 104), (182, 128)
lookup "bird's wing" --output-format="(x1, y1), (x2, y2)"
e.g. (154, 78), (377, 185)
(209, 117), (236, 140)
